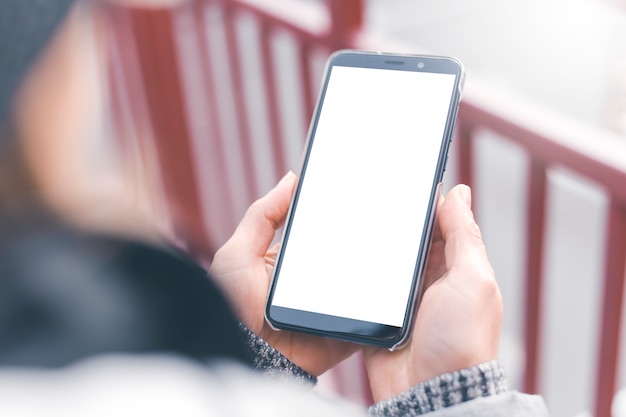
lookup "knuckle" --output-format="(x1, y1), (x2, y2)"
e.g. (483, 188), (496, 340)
(245, 198), (263, 217)
(477, 274), (503, 314)
(467, 217), (484, 245)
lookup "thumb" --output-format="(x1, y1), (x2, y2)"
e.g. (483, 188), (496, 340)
(438, 185), (493, 278)
(230, 171), (297, 256)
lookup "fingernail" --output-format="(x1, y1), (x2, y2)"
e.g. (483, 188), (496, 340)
(278, 171), (295, 185)
(458, 184), (471, 207)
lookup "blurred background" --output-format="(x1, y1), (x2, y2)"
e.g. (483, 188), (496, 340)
(368, 0), (626, 135)
(33, 0), (626, 416)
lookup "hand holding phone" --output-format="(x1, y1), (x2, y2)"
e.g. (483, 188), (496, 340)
(266, 50), (465, 349)
(210, 172), (358, 377)
(363, 185), (503, 402)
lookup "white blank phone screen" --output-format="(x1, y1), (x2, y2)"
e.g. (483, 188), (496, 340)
(272, 65), (456, 327)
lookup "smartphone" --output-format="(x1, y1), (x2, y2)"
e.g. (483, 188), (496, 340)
(265, 50), (464, 350)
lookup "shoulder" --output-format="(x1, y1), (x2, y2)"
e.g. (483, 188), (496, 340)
(0, 221), (248, 366)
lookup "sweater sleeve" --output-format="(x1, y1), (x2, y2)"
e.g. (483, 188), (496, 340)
(238, 323), (317, 384)
(368, 361), (508, 417)
(238, 323), (510, 417)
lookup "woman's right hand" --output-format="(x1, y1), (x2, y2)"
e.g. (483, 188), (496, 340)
(363, 184), (503, 402)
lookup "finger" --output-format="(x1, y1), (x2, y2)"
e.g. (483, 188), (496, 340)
(231, 171), (297, 256)
(421, 191), (447, 289)
(430, 187), (446, 244)
(264, 243), (281, 269)
(438, 184), (493, 279)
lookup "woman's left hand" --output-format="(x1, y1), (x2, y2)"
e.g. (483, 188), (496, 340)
(210, 172), (358, 376)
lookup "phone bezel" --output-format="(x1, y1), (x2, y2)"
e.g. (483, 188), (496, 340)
(265, 50), (465, 350)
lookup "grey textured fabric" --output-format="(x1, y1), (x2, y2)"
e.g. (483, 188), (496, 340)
(239, 324), (546, 417)
(369, 361), (509, 417)
(221, 328), (548, 417)
(0, 0), (76, 128)
(406, 392), (549, 417)
(239, 323), (317, 384)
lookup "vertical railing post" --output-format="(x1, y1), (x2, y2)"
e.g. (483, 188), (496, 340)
(192, 1), (239, 232)
(298, 44), (315, 133)
(594, 200), (626, 417)
(455, 112), (474, 189)
(222, 2), (260, 203)
(128, 6), (215, 256)
(259, 21), (289, 181)
(326, 0), (364, 48)
(523, 160), (547, 394)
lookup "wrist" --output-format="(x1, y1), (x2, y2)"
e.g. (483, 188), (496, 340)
(238, 323), (317, 385)
(369, 361), (507, 417)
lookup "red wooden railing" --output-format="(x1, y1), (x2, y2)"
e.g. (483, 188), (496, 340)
(99, 0), (366, 258)
(457, 81), (626, 417)
(97, 0), (626, 415)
